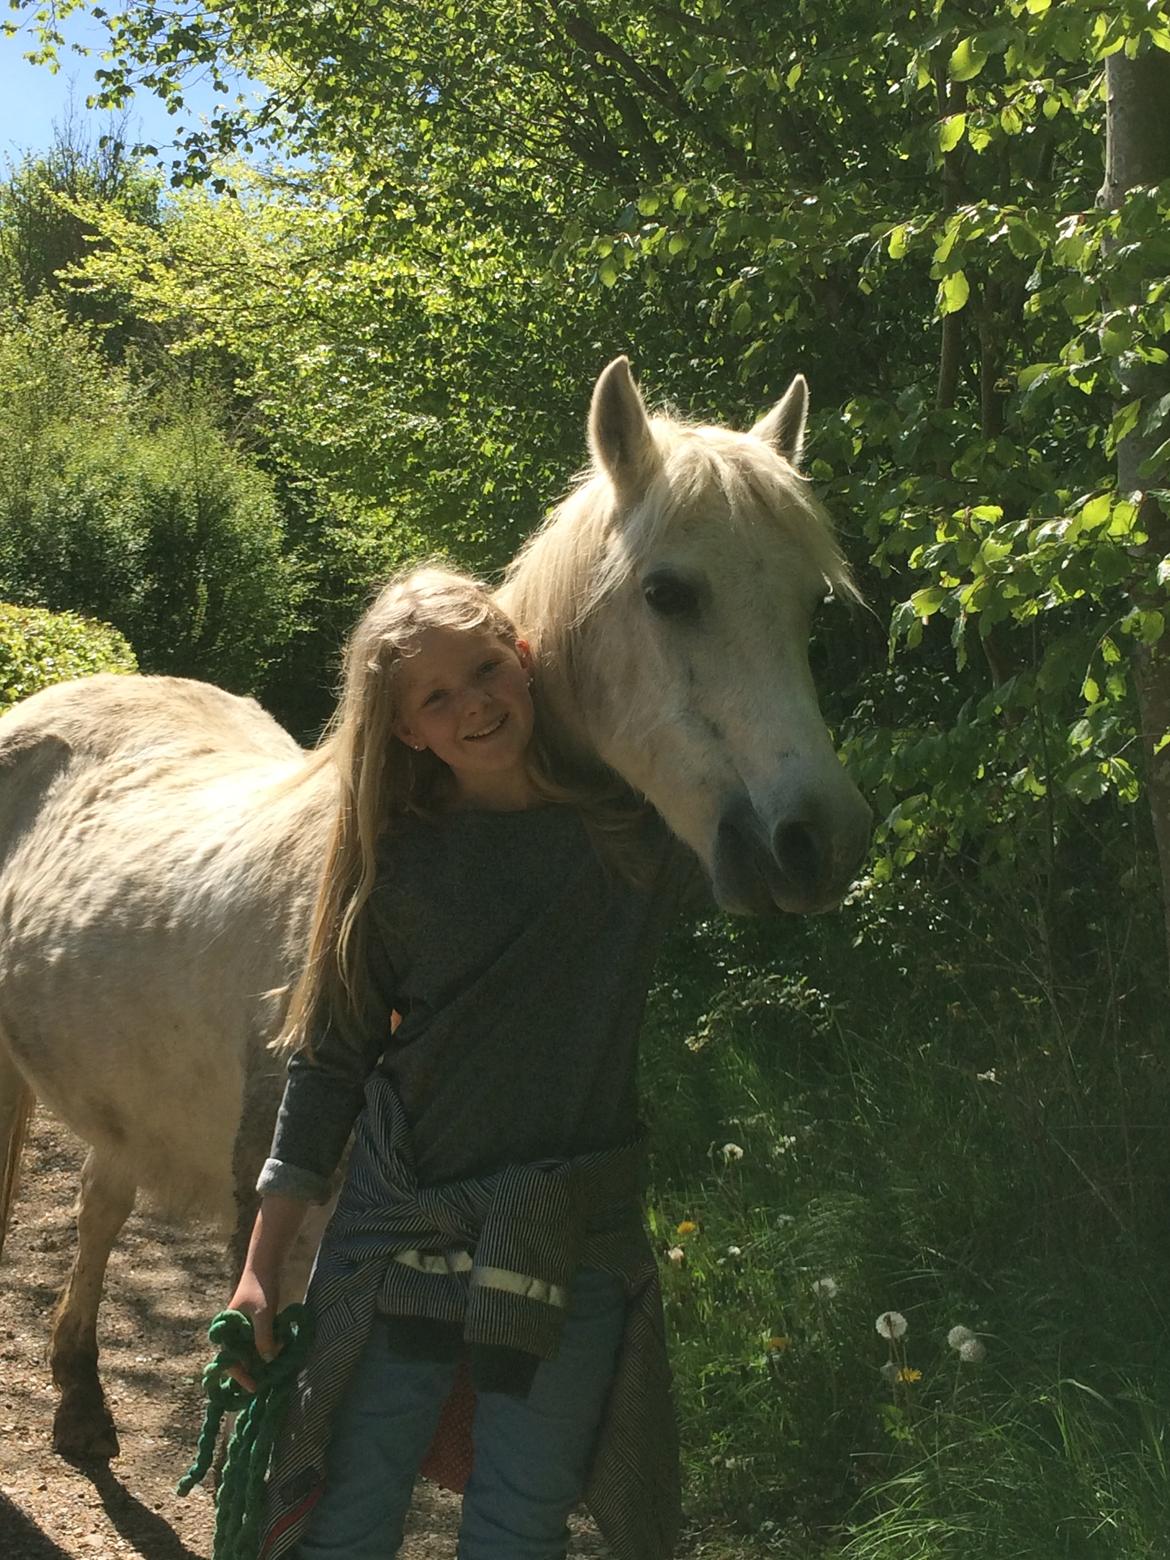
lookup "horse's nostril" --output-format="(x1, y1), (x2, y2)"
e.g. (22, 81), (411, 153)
(774, 820), (821, 896)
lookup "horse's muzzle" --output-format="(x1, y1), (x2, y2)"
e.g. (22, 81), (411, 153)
(712, 788), (872, 915)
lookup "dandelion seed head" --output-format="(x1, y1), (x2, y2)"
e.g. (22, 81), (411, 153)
(959, 1337), (986, 1364)
(947, 1325), (975, 1350)
(812, 1276), (838, 1299)
(875, 1310), (908, 1340)
(666, 1245), (685, 1266)
(726, 1245), (742, 1258)
(721, 1142), (744, 1162)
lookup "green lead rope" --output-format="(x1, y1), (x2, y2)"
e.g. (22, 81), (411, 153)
(177, 1305), (314, 1560)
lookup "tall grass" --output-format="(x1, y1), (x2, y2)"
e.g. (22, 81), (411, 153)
(641, 868), (1170, 1556)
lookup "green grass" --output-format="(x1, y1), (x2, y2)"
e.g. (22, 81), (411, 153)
(640, 875), (1170, 1557)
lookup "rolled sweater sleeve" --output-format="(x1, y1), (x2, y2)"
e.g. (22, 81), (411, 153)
(258, 904), (399, 1202)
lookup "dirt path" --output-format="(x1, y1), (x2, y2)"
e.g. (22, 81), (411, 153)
(0, 1111), (614, 1559)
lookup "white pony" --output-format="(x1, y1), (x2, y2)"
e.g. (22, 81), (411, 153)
(0, 357), (870, 1458)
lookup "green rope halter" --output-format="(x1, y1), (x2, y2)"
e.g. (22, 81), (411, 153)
(177, 1305), (314, 1560)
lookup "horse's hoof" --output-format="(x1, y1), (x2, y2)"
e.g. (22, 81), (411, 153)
(53, 1398), (120, 1460)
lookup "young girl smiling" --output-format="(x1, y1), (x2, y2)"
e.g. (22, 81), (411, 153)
(230, 563), (694, 1560)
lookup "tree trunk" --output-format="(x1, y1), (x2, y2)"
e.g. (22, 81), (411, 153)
(1101, 49), (1170, 972)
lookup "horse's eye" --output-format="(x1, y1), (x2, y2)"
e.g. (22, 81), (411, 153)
(642, 573), (699, 619)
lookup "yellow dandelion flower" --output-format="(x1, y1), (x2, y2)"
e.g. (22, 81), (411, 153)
(676, 1219), (699, 1236)
(765, 1335), (790, 1352)
(897, 1367), (922, 1383)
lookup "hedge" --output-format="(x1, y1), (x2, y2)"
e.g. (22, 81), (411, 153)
(0, 602), (137, 714)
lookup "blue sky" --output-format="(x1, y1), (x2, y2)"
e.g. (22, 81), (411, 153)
(0, 6), (254, 170)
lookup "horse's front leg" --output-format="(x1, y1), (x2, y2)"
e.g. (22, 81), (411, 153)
(50, 1147), (136, 1458)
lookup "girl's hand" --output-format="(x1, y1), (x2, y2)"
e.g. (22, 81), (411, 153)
(224, 1193), (309, 1390)
(225, 1267), (280, 1393)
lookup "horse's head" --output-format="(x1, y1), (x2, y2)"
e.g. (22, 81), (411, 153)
(506, 357), (871, 914)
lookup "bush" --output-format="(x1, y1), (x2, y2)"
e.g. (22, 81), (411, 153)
(0, 603), (137, 714)
(0, 298), (302, 694)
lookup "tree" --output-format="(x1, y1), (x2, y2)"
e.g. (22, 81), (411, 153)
(1100, 46), (1170, 966)
(20, 0), (1170, 956)
(0, 121), (162, 356)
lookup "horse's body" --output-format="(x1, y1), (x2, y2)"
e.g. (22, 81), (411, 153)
(0, 358), (870, 1457)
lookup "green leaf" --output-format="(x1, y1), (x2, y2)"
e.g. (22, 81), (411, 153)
(1142, 393), (1170, 437)
(1081, 494), (1112, 529)
(1139, 609), (1166, 645)
(1018, 362), (1053, 390)
(938, 113), (966, 152)
(1109, 399), (1142, 447)
(938, 270), (970, 315)
(1065, 761), (1108, 802)
(1107, 500), (1138, 537)
(731, 300), (752, 334)
(949, 36), (988, 81)
(910, 586), (946, 619)
(887, 224), (909, 259)
(785, 62), (802, 90)
(1139, 436), (1170, 478)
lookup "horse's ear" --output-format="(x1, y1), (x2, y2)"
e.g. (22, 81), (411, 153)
(750, 374), (809, 467)
(589, 356), (659, 500)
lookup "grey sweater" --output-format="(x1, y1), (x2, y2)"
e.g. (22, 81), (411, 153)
(260, 804), (694, 1201)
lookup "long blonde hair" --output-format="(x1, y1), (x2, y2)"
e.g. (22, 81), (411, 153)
(279, 563), (646, 1056)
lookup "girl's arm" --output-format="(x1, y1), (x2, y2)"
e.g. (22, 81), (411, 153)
(258, 905), (401, 1203)
(225, 1193), (309, 1390)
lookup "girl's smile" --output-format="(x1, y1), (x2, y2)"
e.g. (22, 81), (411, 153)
(393, 626), (537, 809)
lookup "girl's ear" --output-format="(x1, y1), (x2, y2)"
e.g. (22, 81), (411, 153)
(514, 636), (533, 671)
(393, 720), (422, 751)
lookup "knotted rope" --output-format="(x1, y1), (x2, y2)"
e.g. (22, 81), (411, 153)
(177, 1305), (314, 1560)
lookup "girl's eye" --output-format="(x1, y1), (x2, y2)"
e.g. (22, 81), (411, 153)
(423, 689), (446, 707)
(478, 660), (501, 675)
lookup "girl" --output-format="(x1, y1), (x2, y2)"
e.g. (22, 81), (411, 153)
(230, 563), (694, 1560)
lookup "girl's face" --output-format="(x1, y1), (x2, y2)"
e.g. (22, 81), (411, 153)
(393, 626), (537, 808)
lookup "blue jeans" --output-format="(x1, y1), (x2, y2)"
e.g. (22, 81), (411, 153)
(294, 1268), (626, 1560)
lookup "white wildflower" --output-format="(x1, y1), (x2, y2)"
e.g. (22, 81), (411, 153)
(844, 875), (874, 906)
(958, 1337), (986, 1364)
(726, 1245), (742, 1258)
(771, 1134), (798, 1157)
(721, 1142), (744, 1162)
(976, 1068), (999, 1084)
(875, 1310), (908, 1340)
(666, 1245), (685, 1266)
(812, 1276), (838, 1300)
(947, 1325), (975, 1350)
